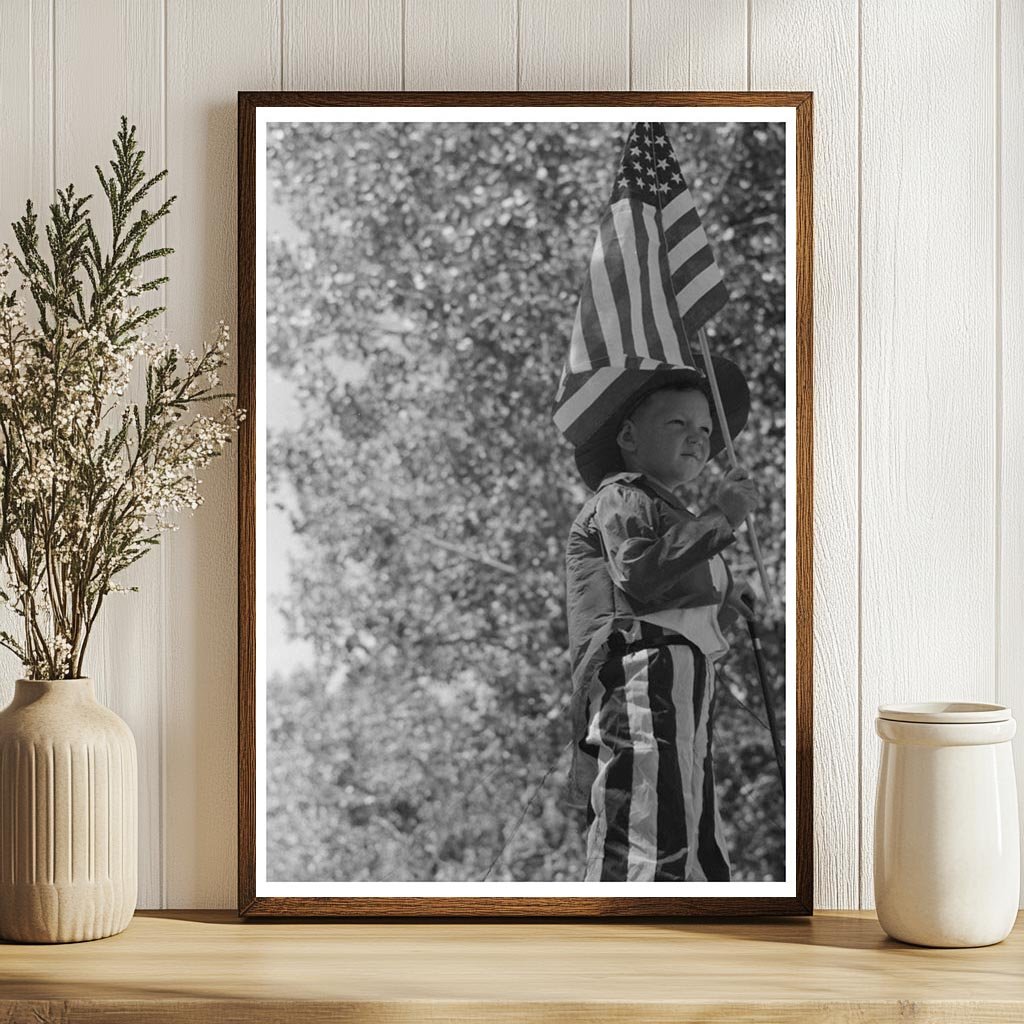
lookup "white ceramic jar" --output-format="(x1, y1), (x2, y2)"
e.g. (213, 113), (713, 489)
(874, 702), (1019, 947)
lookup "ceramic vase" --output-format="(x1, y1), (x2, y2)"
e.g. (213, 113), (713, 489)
(0, 677), (137, 943)
(874, 701), (1019, 948)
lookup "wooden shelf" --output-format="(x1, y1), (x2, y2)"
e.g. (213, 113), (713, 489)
(2, 910), (1022, 1022)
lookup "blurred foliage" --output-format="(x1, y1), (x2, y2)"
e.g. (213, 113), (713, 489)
(264, 120), (787, 883)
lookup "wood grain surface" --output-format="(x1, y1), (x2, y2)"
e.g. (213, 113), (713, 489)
(1, 910), (1023, 1022)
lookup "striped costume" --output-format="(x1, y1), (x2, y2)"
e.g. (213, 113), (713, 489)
(566, 471), (737, 882)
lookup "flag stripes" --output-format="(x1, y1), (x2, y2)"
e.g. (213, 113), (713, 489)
(583, 623), (731, 882)
(645, 206), (687, 366)
(622, 643), (659, 880)
(553, 121), (730, 449)
(676, 266), (729, 336)
(582, 229), (625, 367)
(554, 364), (663, 446)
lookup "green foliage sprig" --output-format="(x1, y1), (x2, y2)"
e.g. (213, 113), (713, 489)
(0, 117), (242, 679)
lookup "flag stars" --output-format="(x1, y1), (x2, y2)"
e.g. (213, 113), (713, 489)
(555, 123), (728, 440)
(618, 125), (685, 195)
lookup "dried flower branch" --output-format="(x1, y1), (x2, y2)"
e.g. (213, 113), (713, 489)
(0, 116), (243, 679)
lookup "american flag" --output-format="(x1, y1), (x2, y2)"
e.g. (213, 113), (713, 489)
(553, 122), (729, 447)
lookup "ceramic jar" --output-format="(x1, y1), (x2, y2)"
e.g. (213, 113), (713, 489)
(0, 678), (137, 943)
(874, 702), (1019, 947)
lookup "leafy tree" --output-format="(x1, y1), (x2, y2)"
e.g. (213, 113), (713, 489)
(265, 121), (786, 882)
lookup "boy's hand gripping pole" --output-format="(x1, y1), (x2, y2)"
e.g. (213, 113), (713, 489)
(696, 327), (773, 605)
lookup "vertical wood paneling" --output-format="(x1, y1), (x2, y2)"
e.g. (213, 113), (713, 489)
(0, 0), (1018, 912)
(999, 0), (1024, 901)
(404, 0), (516, 89)
(164, 0), (279, 908)
(750, 1), (860, 910)
(518, 0), (628, 90)
(53, 0), (165, 910)
(0, 0), (53, 699)
(0, 0), (52, 234)
(860, 0), (997, 908)
(283, 0), (402, 90)
(631, 0), (746, 90)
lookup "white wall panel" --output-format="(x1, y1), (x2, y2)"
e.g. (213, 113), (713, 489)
(632, 0), (746, 90)
(750, 0), (860, 910)
(519, 0), (628, 90)
(52, 0), (167, 909)
(164, 0), (280, 908)
(0, 0), (1018, 910)
(404, 0), (516, 89)
(859, 0), (997, 908)
(1000, 0), (1024, 899)
(0, 0), (51, 238)
(0, 0), (53, 694)
(284, 0), (402, 90)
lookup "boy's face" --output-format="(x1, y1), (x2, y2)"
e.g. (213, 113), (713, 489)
(616, 387), (713, 490)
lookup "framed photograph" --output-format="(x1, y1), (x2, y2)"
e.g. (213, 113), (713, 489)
(238, 91), (812, 917)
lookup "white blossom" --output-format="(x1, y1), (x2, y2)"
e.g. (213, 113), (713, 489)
(0, 242), (243, 678)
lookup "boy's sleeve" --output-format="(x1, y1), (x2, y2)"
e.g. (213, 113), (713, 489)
(594, 483), (735, 607)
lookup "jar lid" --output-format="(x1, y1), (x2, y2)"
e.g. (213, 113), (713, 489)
(877, 701), (1011, 724)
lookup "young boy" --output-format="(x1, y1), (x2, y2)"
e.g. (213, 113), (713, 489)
(565, 366), (758, 882)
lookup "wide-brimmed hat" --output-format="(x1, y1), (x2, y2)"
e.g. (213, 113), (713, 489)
(573, 355), (750, 491)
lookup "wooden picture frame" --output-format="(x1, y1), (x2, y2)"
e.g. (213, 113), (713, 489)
(238, 91), (813, 917)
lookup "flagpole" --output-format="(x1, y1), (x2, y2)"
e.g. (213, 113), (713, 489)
(695, 326), (774, 604)
(640, 123), (774, 604)
(700, 323), (785, 792)
(743, 596), (786, 786)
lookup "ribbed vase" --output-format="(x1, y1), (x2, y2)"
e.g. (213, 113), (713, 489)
(0, 678), (137, 943)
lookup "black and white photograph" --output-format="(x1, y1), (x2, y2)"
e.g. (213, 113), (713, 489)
(242, 98), (808, 911)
